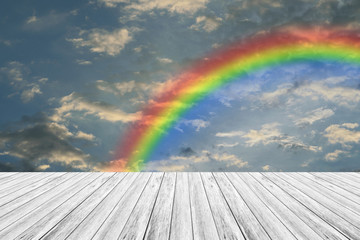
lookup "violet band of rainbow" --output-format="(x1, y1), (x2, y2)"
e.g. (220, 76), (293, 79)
(105, 27), (360, 172)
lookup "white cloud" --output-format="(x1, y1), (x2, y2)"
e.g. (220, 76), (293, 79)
(155, 164), (187, 172)
(75, 131), (96, 141)
(52, 92), (141, 123)
(0, 38), (12, 46)
(68, 28), (133, 56)
(216, 142), (239, 148)
(1, 61), (24, 82)
(97, 80), (136, 95)
(324, 123), (360, 147)
(301, 159), (313, 167)
(24, 11), (71, 31)
(242, 122), (322, 152)
(38, 77), (48, 83)
(260, 77), (360, 108)
(1, 61), (46, 103)
(212, 153), (248, 168)
(76, 59), (92, 65)
(242, 122), (282, 146)
(98, 0), (128, 8)
(157, 57), (173, 63)
(190, 15), (222, 32)
(262, 165), (270, 171)
(26, 16), (38, 24)
(216, 131), (245, 137)
(325, 149), (349, 161)
(294, 107), (334, 127)
(125, 0), (209, 14)
(37, 164), (50, 170)
(144, 150), (247, 171)
(21, 85), (42, 102)
(96, 79), (173, 98)
(180, 119), (210, 132)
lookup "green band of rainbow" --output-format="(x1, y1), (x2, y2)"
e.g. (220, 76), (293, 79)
(105, 27), (360, 171)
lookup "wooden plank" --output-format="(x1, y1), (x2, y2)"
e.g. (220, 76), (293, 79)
(0, 173), (91, 232)
(213, 173), (270, 240)
(0, 173), (107, 239)
(333, 172), (360, 185)
(227, 172), (296, 240)
(201, 172), (245, 240)
(309, 173), (360, 197)
(0, 173), (57, 198)
(0, 173), (64, 202)
(277, 173), (360, 222)
(0, 172), (359, 239)
(189, 172), (219, 240)
(19, 173), (123, 240)
(300, 173), (360, 205)
(0, 172), (19, 181)
(66, 173), (140, 240)
(118, 172), (164, 240)
(289, 173), (360, 214)
(238, 173), (322, 240)
(0, 172), (42, 191)
(0, 172), (26, 185)
(169, 173), (193, 240)
(264, 173), (360, 239)
(144, 172), (176, 240)
(0, 173), (82, 217)
(92, 173), (152, 239)
(251, 173), (346, 240)
(323, 173), (360, 189)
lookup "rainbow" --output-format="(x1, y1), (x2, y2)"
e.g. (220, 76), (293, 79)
(104, 26), (360, 172)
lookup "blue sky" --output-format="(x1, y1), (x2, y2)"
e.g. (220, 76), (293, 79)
(1, 0), (360, 171)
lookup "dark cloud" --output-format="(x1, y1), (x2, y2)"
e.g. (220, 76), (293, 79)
(0, 161), (16, 172)
(179, 147), (196, 157)
(0, 112), (92, 171)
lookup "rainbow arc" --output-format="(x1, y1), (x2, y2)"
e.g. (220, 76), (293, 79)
(104, 27), (360, 171)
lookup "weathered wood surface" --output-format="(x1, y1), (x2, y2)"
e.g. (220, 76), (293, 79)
(0, 172), (359, 240)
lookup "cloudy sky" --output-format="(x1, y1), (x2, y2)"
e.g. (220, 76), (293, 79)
(1, 0), (360, 172)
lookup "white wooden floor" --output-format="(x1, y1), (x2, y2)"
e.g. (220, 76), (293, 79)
(0, 172), (359, 240)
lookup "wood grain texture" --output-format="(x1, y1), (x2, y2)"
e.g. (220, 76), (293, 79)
(144, 172), (176, 240)
(0, 172), (359, 239)
(227, 172), (297, 240)
(0, 172), (19, 181)
(201, 172), (245, 240)
(14, 173), (115, 240)
(169, 173), (193, 240)
(238, 173), (322, 240)
(0, 172), (58, 198)
(0, 173), (98, 239)
(189, 172), (219, 240)
(92, 172), (152, 240)
(265, 173), (360, 239)
(40, 173), (126, 240)
(0, 172), (41, 191)
(276, 173), (360, 225)
(309, 172), (360, 197)
(0, 173), (86, 230)
(0, 172), (64, 203)
(336, 172), (360, 184)
(118, 172), (164, 240)
(67, 172), (139, 240)
(297, 173), (360, 208)
(251, 173), (347, 240)
(213, 172), (270, 240)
